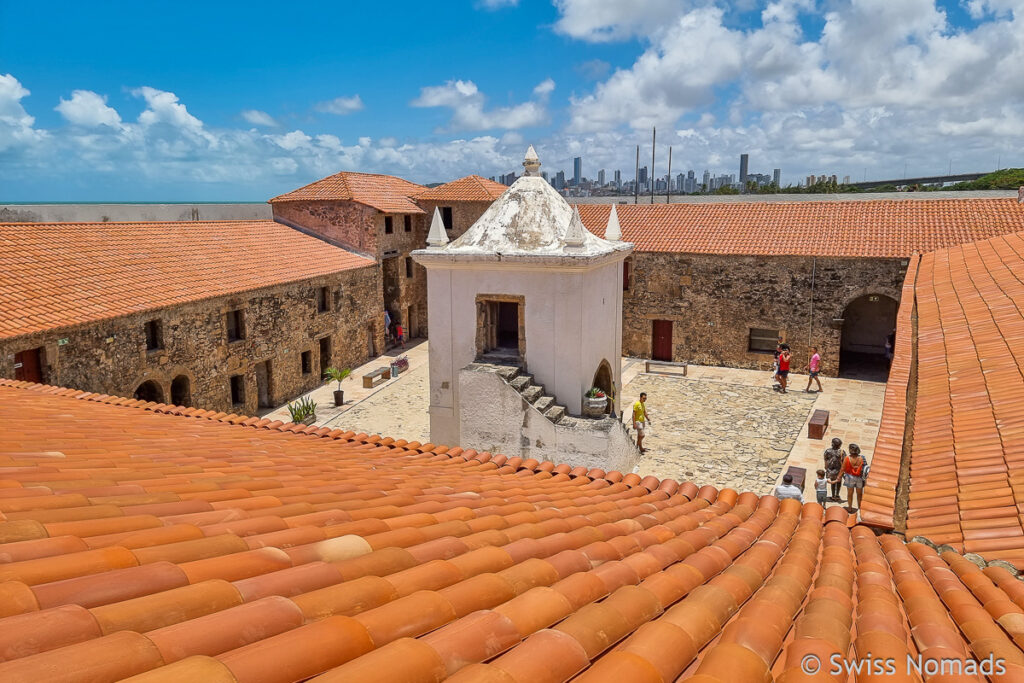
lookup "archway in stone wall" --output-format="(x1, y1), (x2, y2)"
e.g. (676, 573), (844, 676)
(591, 360), (614, 414)
(171, 375), (191, 407)
(839, 293), (898, 381)
(134, 380), (164, 403)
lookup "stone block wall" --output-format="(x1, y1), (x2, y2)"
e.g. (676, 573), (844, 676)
(378, 212), (428, 339)
(0, 265), (384, 414)
(416, 200), (493, 241)
(271, 201), (379, 255)
(622, 253), (908, 376)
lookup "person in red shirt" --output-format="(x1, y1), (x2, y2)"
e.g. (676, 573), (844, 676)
(395, 322), (405, 349)
(774, 344), (792, 393)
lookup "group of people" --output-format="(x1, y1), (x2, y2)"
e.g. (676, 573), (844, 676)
(383, 309), (405, 349)
(772, 340), (823, 394)
(774, 436), (869, 512)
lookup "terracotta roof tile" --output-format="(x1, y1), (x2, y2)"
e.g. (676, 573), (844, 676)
(2, 378), (1024, 680)
(576, 198), (1024, 257)
(414, 175), (508, 202)
(0, 220), (374, 340)
(268, 171), (426, 214)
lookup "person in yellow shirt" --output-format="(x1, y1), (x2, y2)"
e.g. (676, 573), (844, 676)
(632, 392), (651, 453)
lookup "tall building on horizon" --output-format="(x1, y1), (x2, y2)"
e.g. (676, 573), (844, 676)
(773, 168), (781, 187)
(739, 154), (749, 189)
(573, 157), (582, 186)
(597, 169), (605, 186)
(614, 170), (621, 189)
(702, 169), (710, 190)
(638, 166), (648, 188)
(554, 170), (566, 190)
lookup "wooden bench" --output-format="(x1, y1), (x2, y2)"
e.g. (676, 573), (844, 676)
(785, 465), (807, 492)
(808, 409), (830, 440)
(644, 360), (688, 376)
(362, 367), (391, 388)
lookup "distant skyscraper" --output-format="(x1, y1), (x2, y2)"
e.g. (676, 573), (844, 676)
(597, 169), (605, 186)
(638, 166), (648, 188)
(573, 157), (582, 186)
(773, 168), (781, 187)
(614, 170), (621, 189)
(739, 154), (749, 188)
(702, 170), (710, 191)
(687, 169), (696, 194)
(541, 171), (549, 182)
(676, 173), (685, 191)
(554, 170), (566, 190)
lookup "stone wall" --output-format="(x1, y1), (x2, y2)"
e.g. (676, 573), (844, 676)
(0, 266), (384, 414)
(378, 212), (429, 339)
(623, 253), (908, 376)
(271, 201), (379, 255)
(417, 200), (493, 240)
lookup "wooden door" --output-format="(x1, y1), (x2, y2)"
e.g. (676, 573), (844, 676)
(14, 348), (43, 383)
(652, 320), (673, 361)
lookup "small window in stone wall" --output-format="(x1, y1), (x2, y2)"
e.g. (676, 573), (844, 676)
(230, 374), (245, 405)
(385, 216), (394, 234)
(406, 257), (413, 279)
(623, 259), (631, 291)
(404, 215), (412, 232)
(226, 309), (245, 342)
(317, 287), (329, 313)
(144, 319), (163, 351)
(301, 350), (312, 374)
(749, 328), (780, 353)
(441, 207), (453, 230)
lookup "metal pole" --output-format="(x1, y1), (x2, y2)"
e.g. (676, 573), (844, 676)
(650, 127), (656, 205)
(666, 147), (672, 204)
(634, 145), (639, 204)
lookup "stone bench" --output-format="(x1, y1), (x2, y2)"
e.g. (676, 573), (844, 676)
(808, 409), (830, 440)
(362, 367), (391, 388)
(785, 465), (807, 492)
(644, 360), (688, 376)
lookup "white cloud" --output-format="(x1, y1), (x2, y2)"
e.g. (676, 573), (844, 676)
(133, 86), (204, 130)
(477, 0), (518, 7)
(241, 109), (278, 127)
(314, 95), (364, 115)
(553, 0), (684, 42)
(0, 74), (47, 152)
(411, 79), (552, 131)
(55, 90), (122, 128)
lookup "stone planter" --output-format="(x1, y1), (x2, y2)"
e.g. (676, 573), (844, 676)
(582, 396), (608, 418)
(300, 415), (316, 426)
(333, 390), (344, 407)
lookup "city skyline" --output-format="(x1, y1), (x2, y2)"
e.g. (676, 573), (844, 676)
(2, 1), (1023, 201)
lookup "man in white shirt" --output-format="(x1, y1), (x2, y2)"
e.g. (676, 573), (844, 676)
(774, 473), (804, 503)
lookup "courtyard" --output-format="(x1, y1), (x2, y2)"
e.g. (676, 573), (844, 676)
(270, 342), (886, 497)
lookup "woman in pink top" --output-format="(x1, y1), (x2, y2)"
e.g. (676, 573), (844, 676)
(805, 346), (823, 393)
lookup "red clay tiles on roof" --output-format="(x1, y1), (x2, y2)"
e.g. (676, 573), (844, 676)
(268, 171), (426, 214)
(415, 175), (509, 202)
(0, 220), (374, 340)
(576, 198), (1024, 257)
(5, 380), (1024, 681)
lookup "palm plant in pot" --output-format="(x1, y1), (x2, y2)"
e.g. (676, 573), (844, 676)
(323, 367), (352, 406)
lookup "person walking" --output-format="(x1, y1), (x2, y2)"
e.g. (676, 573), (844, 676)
(823, 438), (844, 502)
(774, 473), (804, 503)
(775, 344), (792, 393)
(632, 392), (651, 453)
(805, 346), (823, 393)
(395, 321), (406, 349)
(842, 443), (867, 511)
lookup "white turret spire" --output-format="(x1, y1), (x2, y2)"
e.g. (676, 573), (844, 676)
(604, 204), (622, 241)
(426, 206), (450, 249)
(564, 205), (586, 250)
(523, 145), (541, 176)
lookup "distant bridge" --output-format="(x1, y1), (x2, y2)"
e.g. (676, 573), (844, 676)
(848, 172), (989, 190)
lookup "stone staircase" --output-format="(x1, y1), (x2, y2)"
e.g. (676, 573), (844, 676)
(485, 362), (567, 424)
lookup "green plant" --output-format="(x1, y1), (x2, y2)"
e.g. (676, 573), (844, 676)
(585, 387), (606, 399)
(287, 395), (317, 423)
(323, 367), (351, 391)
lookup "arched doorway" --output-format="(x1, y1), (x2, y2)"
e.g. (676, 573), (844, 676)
(171, 375), (191, 407)
(134, 380), (164, 403)
(591, 360), (613, 415)
(839, 293), (898, 380)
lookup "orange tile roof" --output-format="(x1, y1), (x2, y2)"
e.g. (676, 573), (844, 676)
(269, 172), (426, 214)
(576, 198), (1024, 257)
(4, 379), (1024, 681)
(894, 232), (1024, 559)
(415, 175), (508, 202)
(0, 221), (374, 340)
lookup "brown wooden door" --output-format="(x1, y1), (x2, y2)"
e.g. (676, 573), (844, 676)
(652, 320), (673, 361)
(14, 348), (43, 383)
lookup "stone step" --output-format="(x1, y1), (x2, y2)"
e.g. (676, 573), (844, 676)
(533, 396), (555, 413)
(495, 365), (521, 382)
(510, 376), (531, 391)
(544, 405), (566, 423)
(522, 385), (543, 402)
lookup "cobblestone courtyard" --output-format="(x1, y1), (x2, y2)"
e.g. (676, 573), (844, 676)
(622, 374), (816, 493)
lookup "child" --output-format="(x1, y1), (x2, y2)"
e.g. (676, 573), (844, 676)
(814, 469), (828, 506)
(395, 323), (405, 349)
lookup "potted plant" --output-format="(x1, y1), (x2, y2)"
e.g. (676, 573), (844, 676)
(287, 395), (317, 425)
(323, 367), (351, 406)
(395, 355), (410, 373)
(583, 387), (608, 417)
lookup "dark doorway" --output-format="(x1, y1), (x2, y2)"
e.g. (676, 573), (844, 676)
(14, 347), (44, 383)
(652, 320), (673, 361)
(839, 294), (898, 380)
(382, 257), (401, 329)
(171, 375), (191, 407)
(255, 360), (273, 408)
(592, 360), (614, 414)
(134, 380), (164, 403)
(319, 337), (331, 378)
(497, 302), (519, 349)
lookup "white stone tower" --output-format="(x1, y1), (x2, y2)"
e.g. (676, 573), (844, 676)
(414, 147), (633, 450)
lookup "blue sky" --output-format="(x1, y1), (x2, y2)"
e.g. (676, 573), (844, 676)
(1, 0), (1022, 201)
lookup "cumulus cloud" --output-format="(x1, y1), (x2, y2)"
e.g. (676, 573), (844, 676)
(0, 74), (47, 152)
(411, 79), (552, 131)
(314, 95), (364, 115)
(55, 90), (122, 128)
(241, 109), (278, 127)
(553, 0), (684, 42)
